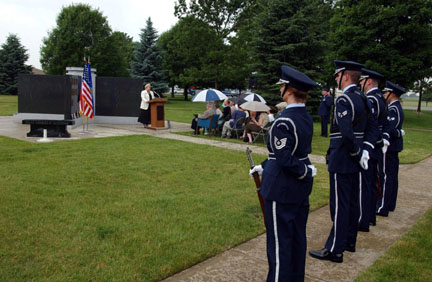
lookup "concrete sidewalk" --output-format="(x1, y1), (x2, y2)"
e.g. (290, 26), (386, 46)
(162, 157), (432, 282)
(1, 116), (430, 281)
(0, 117), (325, 164)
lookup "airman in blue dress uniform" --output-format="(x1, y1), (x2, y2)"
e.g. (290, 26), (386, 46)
(376, 81), (405, 216)
(357, 68), (387, 230)
(319, 88), (333, 137)
(250, 65), (317, 281)
(309, 60), (375, 263)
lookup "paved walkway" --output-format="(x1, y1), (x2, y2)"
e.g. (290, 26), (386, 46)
(1, 117), (431, 281)
(0, 117), (325, 164)
(162, 157), (432, 282)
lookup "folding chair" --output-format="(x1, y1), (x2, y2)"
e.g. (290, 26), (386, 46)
(252, 121), (273, 143)
(197, 114), (220, 136)
(231, 117), (246, 139)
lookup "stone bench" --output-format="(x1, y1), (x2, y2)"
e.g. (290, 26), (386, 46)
(22, 119), (75, 138)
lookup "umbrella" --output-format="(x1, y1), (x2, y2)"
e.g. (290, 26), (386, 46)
(240, 101), (270, 112)
(191, 89), (227, 102)
(229, 96), (246, 105)
(239, 92), (266, 104)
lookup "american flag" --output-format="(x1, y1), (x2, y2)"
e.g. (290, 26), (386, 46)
(79, 58), (94, 119)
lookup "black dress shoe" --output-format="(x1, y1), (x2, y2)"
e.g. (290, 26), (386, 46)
(344, 244), (356, 253)
(309, 248), (343, 263)
(358, 226), (370, 232)
(369, 221), (376, 226)
(376, 212), (388, 217)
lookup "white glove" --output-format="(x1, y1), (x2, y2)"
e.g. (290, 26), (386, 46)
(359, 150), (370, 170)
(307, 165), (317, 177)
(400, 129), (405, 136)
(249, 165), (263, 177)
(382, 139), (390, 154)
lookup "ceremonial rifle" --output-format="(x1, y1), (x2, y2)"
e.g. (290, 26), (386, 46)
(246, 147), (266, 226)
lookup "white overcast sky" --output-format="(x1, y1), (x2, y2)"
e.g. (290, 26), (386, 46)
(0, 0), (179, 69)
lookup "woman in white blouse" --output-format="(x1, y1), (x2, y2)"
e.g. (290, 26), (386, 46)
(138, 83), (155, 128)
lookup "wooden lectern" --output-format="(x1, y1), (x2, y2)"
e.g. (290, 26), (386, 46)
(148, 98), (168, 130)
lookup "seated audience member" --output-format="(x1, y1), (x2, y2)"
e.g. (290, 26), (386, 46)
(243, 111), (270, 143)
(222, 99), (232, 121)
(218, 99), (232, 130)
(241, 111), (257, 139)
(191, 102), (216, 134)
(275, 101), (287, 118)
(221, 107), (246, 138)
(215, 102), (223, 117)
(268, 106), (277, 123)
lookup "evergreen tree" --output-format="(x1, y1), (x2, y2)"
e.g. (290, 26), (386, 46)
(251, 0), (329, 105)
(0, 34), (32, 95)
(131, 18), (167, 94)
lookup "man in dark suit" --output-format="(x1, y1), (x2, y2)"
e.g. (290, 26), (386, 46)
(318, 88), (333, 137)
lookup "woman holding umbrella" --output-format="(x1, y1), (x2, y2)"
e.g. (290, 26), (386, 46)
(249, 65), (317, 282)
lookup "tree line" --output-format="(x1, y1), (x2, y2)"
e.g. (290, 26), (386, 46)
(1, 1), (431, 108)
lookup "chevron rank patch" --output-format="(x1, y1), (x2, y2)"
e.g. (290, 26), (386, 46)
(338, 110), (348, 118)
(274, 136), (287, 150)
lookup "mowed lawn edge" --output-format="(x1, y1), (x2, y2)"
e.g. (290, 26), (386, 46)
(0, 134), (329, 281)
(1, 95), (431, 164)
(355, 208), (432, 282)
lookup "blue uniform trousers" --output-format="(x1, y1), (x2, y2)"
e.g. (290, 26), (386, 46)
(377, 152), (399, 214)
(359, 168), (371, 230)
(265, 199), (309, 282)
(359, 156), (380, 228)
(320, 115), (329, 137)
(325, 172), (360, 254)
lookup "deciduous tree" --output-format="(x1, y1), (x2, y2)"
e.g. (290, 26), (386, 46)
(40, 3), (131, 76)
(329, 0), (432, 89)
(158, 16), (224, 99)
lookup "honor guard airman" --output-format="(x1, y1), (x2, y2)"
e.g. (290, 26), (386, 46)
(309, 60), (374, 263)
(357, 68), (387, 230)
(319, 88), (333, 137)
(250, 65), (317, 281)
(376, 81), (405, 217)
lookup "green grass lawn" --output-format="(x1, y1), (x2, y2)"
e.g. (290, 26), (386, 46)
(168, 97), (432, 164)
(355, 208), (432, 282)
(0, 135), (329, 281)
(1, 95), (431, 281)
(165, 95), (208, 124)
(0, 94), (17, 116)
(403, 109), (432, 130)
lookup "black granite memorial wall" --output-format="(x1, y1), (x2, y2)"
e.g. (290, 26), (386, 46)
(18, 74), (80, 119)
(96, 77), (144, 117)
